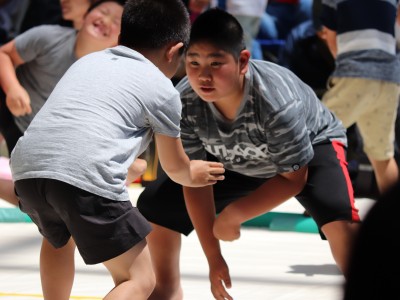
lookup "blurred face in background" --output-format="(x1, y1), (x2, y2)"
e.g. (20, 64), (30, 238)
(79, 1), (123, 48)
(60, 0), (93, 29)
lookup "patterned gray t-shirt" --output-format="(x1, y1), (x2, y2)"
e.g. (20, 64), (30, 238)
(178, 60), (347, 178)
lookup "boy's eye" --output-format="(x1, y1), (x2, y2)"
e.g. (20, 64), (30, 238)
(100, 8), (109, 15)
(211, 61), (222, 67)
(189, 61), (199, 66)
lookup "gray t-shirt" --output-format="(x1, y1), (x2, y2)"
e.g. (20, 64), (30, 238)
(11, 46), (182, 201)
(14, 25), (77, 132)
(178, 59), (346, 178)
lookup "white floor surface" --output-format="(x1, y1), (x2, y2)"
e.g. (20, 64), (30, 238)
(0, 186), (375, 300)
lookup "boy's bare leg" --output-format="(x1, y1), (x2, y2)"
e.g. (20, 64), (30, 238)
(103, 239), (155, 300)
(0, 178), (18, 205)
(147, 223), (183, 300)
(369, 157), (399, 195)
(40, 238), (76, 300)
(321, 220), (360, 277)
(37, 158), (147, 300)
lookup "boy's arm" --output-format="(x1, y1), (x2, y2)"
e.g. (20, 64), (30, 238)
(214, 166), (308, 241)
(154, 133), (225, 187)
(0, 40), (31, 116)
(126, 158), (147, 184)
(183, 185), (233, 300)
(321, 25), (337, 58)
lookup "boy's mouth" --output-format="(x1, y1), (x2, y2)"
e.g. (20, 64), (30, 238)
(200, 86), (214, 93)
(93, 22), (108, 37)
(61, 5), (70, 14)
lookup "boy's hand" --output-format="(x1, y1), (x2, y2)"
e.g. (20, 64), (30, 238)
(208, 254), (233, 300)
(6, 85), (32, 116)
(126, 158), (147, 184)
(213, 206), (241, 241)
(189, 160), (225, 186)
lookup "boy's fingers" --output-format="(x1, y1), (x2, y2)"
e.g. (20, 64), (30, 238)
(210, 168), (225, 175)
(223, 276), (232, 289)
(212, 282), (233, 300)
(209, 162), (224, 168)
(24, 103), (32, 114)
(219, 279), (233, 300)
(209, 165), (225, 174)
(210, 174), (225, 181)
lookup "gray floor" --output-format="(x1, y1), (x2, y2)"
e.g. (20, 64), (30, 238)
(0, 187), (375, 300)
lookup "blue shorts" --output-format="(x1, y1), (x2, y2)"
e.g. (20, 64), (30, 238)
(15, 178), (152, 265)
(137, 141), (360, 237)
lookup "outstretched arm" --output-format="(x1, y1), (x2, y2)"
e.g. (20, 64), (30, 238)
(0, 40), (31, 116)
(154, 133), (224, 187)
(183, 185), (233, 300)
(214, 166), (308, 241)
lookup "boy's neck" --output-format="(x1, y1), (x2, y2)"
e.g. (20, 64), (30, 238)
(74, 33), (115, 59)
(138, 46), (177, 79)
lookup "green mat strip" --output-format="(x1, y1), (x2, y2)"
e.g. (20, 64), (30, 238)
(0, 207), (318, 233)
(0, 208), (32, 223)
(243, 212), (318, 233)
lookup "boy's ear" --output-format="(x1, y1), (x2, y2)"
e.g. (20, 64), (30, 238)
(166, 42), (184, 62)
(239, 49), (251, 75)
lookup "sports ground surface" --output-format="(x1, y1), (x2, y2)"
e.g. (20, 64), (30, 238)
(0, 185), (374, 300)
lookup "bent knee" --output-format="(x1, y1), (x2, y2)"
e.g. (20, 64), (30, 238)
(321, 220), (360, 238)
(144, 272), (157, 297)
(150, 283), (183, 300)
(127, 271), (156, 298)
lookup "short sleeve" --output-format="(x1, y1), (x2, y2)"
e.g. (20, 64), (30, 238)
(146, 83), (182, 138)
(14, 25), (56, 62)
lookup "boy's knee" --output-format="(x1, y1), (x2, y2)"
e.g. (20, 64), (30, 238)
(143, 272), (157, 297)
(125, 269), (156, 298)
(150, 283), (183, 300)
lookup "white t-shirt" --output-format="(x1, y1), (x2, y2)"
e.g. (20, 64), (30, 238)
(225, 0), (268, 18)
(11, 46), (182, 201)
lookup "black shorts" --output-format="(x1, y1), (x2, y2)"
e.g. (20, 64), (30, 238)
(15, 178), (152, 265)
(137, 141), (360, 236)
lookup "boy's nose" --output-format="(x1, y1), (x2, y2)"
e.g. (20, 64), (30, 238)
(198, 68), (211, 81)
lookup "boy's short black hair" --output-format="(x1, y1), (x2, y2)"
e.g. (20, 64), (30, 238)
(188, 8), (245, 59)
(87, 0), (126, 13)
(119, 0), (190, 52)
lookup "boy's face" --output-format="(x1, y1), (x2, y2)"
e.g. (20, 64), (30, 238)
(60, 0), (91, 25)
(80, 1), (123, 47)
(185, 42), (248, 102)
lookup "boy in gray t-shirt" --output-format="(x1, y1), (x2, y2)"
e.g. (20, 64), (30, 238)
(10, 1), (225, 299)
(0, 0), (126, 206)
(137, 9), (361, 300)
